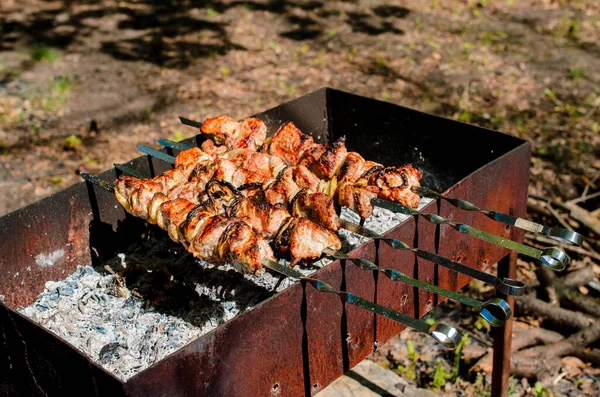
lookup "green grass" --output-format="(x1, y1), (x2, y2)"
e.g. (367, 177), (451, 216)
(168, 130), (186, 142)
(569, 66), (586, 79)
(42, 76), (72, 111)
(64, 134), (82, 149)
(29, 46), (59, 62)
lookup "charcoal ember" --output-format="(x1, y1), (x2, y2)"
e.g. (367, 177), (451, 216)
(99, 342), (128, 364)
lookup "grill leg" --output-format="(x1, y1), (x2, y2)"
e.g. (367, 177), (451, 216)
(491, 252), (517, 397)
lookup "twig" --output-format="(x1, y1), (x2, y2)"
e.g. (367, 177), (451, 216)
(515, 295), (594, 330)
(511, 320), (600, 380)
(569, 190), (600, 205)
(546, 204), (573, 233)
(537, 266), (600, 318)
(581, 170), (600, 198)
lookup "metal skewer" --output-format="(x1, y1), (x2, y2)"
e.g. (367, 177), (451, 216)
(149, 140), (570, 272)
(81, 172), (462, 349)
(176, 117), (583, 248)
(262, 259), (461, 349)
(129, 148), (514, 325)
(338, 219), (525, 296)
(414, 186), (583, 247)
(322, 248), (511, 327)
(372, 198), (569, 271)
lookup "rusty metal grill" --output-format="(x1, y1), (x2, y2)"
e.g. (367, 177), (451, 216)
(0, 88), (530, 396)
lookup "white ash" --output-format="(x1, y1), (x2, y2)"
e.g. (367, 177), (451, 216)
(17, 198), (432, 380)
(337, 197), (433, 250)
(19, 265), (201, 380)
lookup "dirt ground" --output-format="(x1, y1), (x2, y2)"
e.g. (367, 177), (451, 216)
(1, 0), (599, 395)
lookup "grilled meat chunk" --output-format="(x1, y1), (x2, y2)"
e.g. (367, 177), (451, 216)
(274, 217), (342, 265)
(337, 182), (379, 219)
(157, 199), (198, 243)
(218, 220), (274, 274)
(230, 196), (290, 239)
(270, 122), (316, 165)
(309, 136), (348, 179)
(202, 115), (267, 151)
(367, 165), (422, 209)
(292, 190), (340, 231)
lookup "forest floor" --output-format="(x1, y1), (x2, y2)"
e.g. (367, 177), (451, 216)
(1, 1), (599, 396)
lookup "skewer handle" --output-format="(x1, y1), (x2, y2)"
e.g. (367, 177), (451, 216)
(415, 186), (584, 247)
(137, 145), (176, 164)
(158, 139), (193, 152)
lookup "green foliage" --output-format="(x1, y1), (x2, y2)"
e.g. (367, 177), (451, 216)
(51, 176), (63, 186)
(432, 360), (448, 389)
(169, 130), (186, 142)
(64, 134), (82, 149)
(206, 8), (220, 16)
(29, 46), (59, 62)
(569, 66), (585, 79)
(534, 381), (554, 396)
(474, 317), (491, 332)
(42, 76), (72, 111)
(430, 334), (469, 391)
(220, 66), (231, 77)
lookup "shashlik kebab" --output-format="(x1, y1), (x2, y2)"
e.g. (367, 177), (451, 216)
(82, 172), (463, 349)
(126, 143), (527, 296)
(180, 115), (583, 248)
(141, 137), (570, 272)
(113, 166), (511, 326)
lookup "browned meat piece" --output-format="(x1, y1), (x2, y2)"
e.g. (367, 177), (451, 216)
(264, 167), (300, 205)
(337, 151), (365, 183)
(174, 147), (213, 175)
(218, 220), (274, 274)
(202, 116), (267, 151)
(269, 122), (316, 165)
(230, 196), (290, 239)
(236, 118), (268, 150)
(291, 165), (321, 191)
(367, 165), (422, 208)
(201, 116), (239, 146)
(298, 143), (327, 168)
(213, 158), (237, 185)
(273, 217), (341, 265)
(292, 191), (340, 231)
(148, 193), (169, 224)
(157, 199), (198, 243)
(201, 139), (228, 158)
(129, 180), (164, 219)
(310, 136), (348, 179)
(263, 165), (319, 205)
(228, 151), (273, 185)
(115, 176), (145, 213)
(179, 201), (216, 244)
(188, 216), (232, 262)
(337, 182), (379, 219)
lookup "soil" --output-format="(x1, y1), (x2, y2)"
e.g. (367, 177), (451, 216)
(1, 0), (599, 395)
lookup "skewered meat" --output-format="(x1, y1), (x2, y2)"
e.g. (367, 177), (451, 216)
(196, 117), (422, 217)
(273, 217), (341, 265)
(201, 115), (267, 151)
(116, 171), (341, 271)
